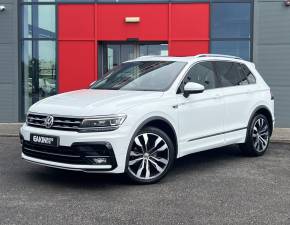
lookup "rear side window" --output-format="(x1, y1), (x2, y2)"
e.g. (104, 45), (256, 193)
(215, 61), (249, 87)
(240, 63), (256, 84)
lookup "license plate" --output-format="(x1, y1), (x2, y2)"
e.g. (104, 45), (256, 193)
(30, 134), (59, 147)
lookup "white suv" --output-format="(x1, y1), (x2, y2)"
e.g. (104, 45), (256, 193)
(20, 54), (275, 184)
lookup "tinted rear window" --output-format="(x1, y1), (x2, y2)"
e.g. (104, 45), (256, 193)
(215, 61), (249, 87)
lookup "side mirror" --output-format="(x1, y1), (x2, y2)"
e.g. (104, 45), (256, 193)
(89, 81), (96, 88)
(183, 82), (205, 98)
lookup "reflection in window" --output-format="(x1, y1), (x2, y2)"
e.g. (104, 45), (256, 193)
(38, 41), (56, 99)
(140, 44), (168, 57)
(107, 45), (120, 71)
(93, 61), (186, 91)
(23, 41), (32, 113)
(22, 5), (32, 38)
(103, 43), (168, 77)
(21, 2), (56, 119)
(211, 41), (250, 61)
(22, 5), (55, 39)
(215, 62), (249, 87)
(186, 62), (216, 90)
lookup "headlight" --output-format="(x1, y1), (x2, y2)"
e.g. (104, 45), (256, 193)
(79, 114), (127, 132)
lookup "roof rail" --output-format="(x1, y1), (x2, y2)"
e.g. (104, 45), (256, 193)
(137, 55), (162, 59)
(195, 54), (242, 60)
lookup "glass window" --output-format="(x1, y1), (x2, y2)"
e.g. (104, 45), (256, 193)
(215, 61), (249, 87)
(22, 40), (56, 113)
(211, 40), (250, 61)
(102, 43), (168, 77)
(21, 2), (57, 119)
(241, 63), (256, 84)
(184, 62), (217, 90)
(107, 45), (121, 71)
(92, 61), (186, 92)
(120, 44), (135, 62)
(140, 44), (168, 57)
(23, 5), (55, 39)
(38, 41), (56, 99)
(37, 5), (55, 38)
(211, 3), (251, 39)
(22, 5), (32, 38)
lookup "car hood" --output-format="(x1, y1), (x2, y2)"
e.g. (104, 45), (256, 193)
(29, 89), (164, 117)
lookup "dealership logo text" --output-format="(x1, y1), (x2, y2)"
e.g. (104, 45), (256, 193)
(33, 136), (54, 144)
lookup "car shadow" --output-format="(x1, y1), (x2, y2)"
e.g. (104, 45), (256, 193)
(24, 144), (244, 189)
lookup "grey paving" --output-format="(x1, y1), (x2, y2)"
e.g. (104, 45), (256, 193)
(0, 137), (290, 225)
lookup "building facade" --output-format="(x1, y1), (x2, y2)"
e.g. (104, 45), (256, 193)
(0, 0), (289, 127)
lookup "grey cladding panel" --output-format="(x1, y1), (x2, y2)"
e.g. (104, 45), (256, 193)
(0, 44), (17, 83)
(255, 45), (290, 87)
(0, 84), (17, 122)
(271, 86), (290, 128)
(0, 3), (17, 43)
(256, 2), (290, 44)
(0, 0), (18, 122)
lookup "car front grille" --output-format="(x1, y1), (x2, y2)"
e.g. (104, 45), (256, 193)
(26, 113), (83, 131)
(22, 141), (117, 169)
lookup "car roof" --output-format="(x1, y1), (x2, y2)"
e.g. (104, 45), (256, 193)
(127, 54), (249, 64)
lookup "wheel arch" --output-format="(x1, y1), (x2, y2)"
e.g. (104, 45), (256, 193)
(125, 116), (178, 172)
(248, 105), (274, 136)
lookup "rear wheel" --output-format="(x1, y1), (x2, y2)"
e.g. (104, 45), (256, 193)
(240, 114), (270, 156)
(126, 127), (175, 184)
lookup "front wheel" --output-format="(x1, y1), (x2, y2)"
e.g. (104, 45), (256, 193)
(126, 127), (175, 184)
(240, 114), (270, 156)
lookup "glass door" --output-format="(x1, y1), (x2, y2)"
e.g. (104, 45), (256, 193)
(99, 42), (168, 78)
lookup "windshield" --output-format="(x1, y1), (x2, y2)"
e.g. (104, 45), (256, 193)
(91, 61), (187, 91)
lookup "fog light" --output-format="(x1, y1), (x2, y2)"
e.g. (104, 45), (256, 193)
(93, 157), (108, 165)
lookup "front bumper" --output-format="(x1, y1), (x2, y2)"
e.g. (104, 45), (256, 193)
(20, 123), (132, 173)
(22, 153), (112, 172)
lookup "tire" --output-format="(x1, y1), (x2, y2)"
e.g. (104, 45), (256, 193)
(126, 126), (175, 184)
(240, 114), (271, 156)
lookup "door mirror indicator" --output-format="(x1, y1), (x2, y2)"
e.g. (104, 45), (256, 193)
(183, 82), (205, 98)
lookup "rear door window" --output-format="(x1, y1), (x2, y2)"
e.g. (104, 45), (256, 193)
(215, 61), (249, 87)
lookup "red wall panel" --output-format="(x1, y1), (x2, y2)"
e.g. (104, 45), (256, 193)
(57, 3), (210, 92)
(97, 4), (168, 41)
(58, 4), (95, 40)
(170, 4), (209, 41)
(170, 41), (209, 56)
(58, 41), (96, 93)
